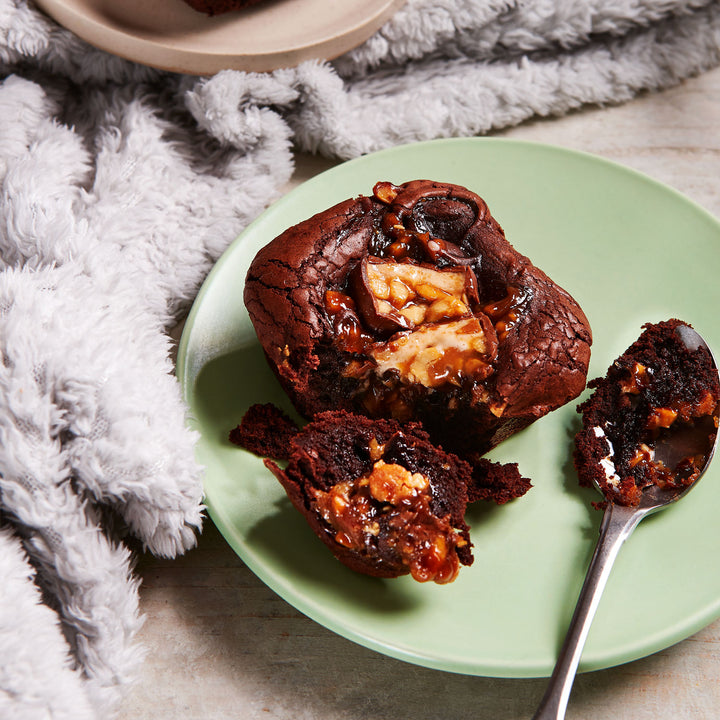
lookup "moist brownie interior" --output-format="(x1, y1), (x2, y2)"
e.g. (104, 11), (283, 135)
(574, 319), (719, 506)
(235, 409), (475, 583)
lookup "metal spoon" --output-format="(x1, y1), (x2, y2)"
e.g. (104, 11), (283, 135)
(532, 324), (719, 720)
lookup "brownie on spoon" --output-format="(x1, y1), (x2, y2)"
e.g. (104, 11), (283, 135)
(574, 319), (720, 506)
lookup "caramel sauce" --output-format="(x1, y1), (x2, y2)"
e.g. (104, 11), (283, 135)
(360, 383), (414, 422)
(613, 378), (720, 502)
(626, 446), (703, 491)
(325, 289), (355, 315)
(637, 402), (719, 491)
(628, 443), (654, 469)
(380, 211), (402, 235)
(482, 285), (528, 340)
(374, 192), (455, 265)
(324, 290), (373, 354)
(312, 459), (462, 584)
(386, 240), (414, 260)
(370, 317), (494, 389)
(619, 362), (650, 394)
(426, 346), (483, 386)
(323, 197), (527, 417)
(646, 407), (678, 430)
(373, 181), (400, 205)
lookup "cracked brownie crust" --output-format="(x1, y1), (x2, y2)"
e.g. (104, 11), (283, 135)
(244, 179), (592, 458)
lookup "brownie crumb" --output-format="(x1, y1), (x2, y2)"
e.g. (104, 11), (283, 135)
(229, 403), (298, 460)
(466, 458), (532, 504)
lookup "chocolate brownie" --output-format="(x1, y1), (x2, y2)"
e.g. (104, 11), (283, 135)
(251, 410), (474, 583)
(466, 457), (532, 504)
(229, 402), (297, 460)
(574, 319), (719, 506)
(182, 0), (265, 15)
(245, 179), (592, 459)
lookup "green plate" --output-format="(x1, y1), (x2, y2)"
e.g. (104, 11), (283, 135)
(176, 137), (720, 678)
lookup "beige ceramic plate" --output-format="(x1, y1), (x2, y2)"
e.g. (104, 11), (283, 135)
(34, 0), (403, 74)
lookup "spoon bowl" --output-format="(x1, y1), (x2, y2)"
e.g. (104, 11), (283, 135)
(532, 322), (719, 720)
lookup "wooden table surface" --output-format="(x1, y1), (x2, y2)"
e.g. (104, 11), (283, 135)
(120, 65), (720, 720)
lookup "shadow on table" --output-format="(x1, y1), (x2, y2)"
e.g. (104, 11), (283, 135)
(244, 497), (423, 614)
(133, 514), (710, 720)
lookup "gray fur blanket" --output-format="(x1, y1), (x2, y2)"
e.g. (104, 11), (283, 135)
(0, 1), (719, 717)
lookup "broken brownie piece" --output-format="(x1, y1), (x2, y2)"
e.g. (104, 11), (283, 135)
(238, 410), (474, 583)
(229, 403), (297, 460)
(466, 457), (532, 505)
(233, 402), (532, 509)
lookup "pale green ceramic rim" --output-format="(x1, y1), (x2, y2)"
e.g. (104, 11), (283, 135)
(177, 137), (720, 678)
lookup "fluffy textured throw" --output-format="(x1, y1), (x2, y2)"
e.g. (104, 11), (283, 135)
(0, 0), (718, 717)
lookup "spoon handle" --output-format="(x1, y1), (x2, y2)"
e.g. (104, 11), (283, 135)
(532, 502), (646, 720)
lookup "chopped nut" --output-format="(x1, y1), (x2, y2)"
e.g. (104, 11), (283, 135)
(332, 494), (348, 514)
(415, 282), (445, 301)
(629, 442), (654, 468)
(695, 390), (719, 419)
(364, 521), (380, 536)
(373, 181), (400, 204)
(368, 276), (391, 301)
(367, 460), (429, 504)
(620, 362), (649, 394)
(454, 529), (469, 549)
(400, 304), (426, 326)
(370, 316), (498, 388)
(389, 278), (413, 307)
(646, 407), (678, 430)
(368, 437), (386, 461)
(426, 296), (470, 323)
(351, 257), (477, 334)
